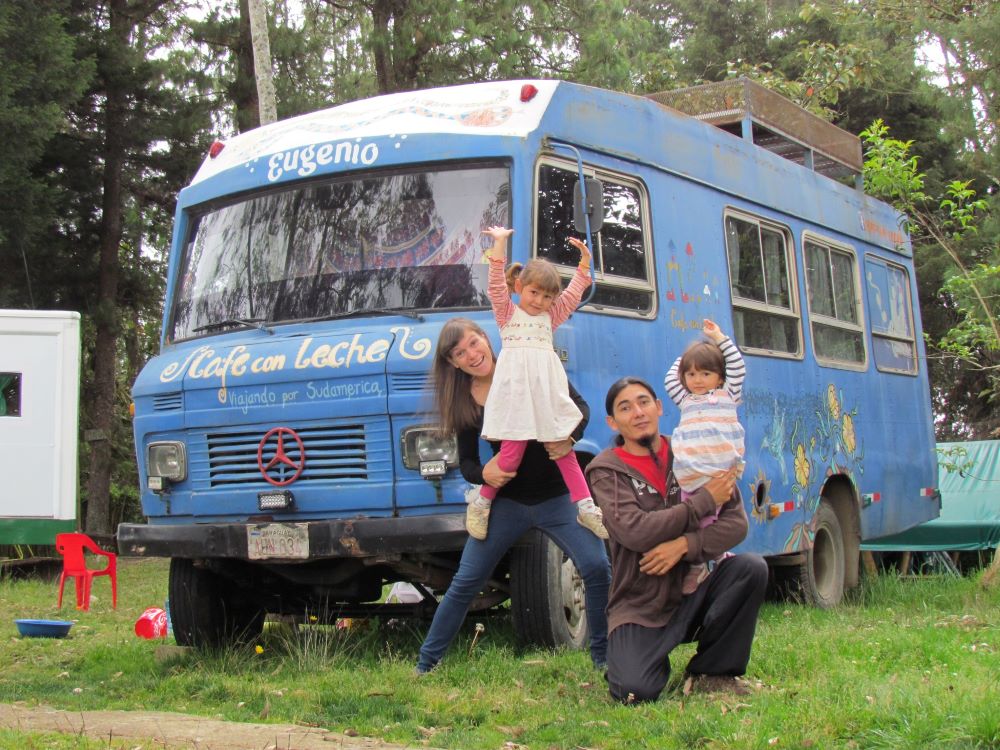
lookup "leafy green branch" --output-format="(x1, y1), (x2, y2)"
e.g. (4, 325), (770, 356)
(859, 120), (999, 366)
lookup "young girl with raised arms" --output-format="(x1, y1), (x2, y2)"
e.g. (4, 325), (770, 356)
(466, 226), (607, 541)
(664, 319), (746, 594)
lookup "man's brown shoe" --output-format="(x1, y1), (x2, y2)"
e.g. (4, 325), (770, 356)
(682, 674), (752, 696)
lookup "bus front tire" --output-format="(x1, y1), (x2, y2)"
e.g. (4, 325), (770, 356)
(168, 557), (265, 649)
(509, 530), (588, 650)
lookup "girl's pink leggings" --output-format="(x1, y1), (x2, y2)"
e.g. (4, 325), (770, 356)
(478, 439), (590, 502)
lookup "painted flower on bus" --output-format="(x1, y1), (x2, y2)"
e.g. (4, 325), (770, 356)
(775, 384), (866, 553)
(827, 384), (841, 421)
(752, 384), (866, 550)
(793, 443), (811, 490)
(842, 413), (857, 456)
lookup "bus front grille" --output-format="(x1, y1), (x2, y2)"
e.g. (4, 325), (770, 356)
(194, 422), (385, 488)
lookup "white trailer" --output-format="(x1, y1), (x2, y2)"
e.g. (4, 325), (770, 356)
(0, 310), (81, 544)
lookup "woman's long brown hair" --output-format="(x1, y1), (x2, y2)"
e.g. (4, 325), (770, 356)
(431, 318), (495, 435)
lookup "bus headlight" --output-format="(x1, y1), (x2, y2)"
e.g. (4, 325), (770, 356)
(401, 426), (457, 478)
(147, 441), (187, 490)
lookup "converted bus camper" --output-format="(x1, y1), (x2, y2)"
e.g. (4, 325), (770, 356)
(119, 79), (939, 648)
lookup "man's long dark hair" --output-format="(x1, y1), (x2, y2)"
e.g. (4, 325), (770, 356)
(604, 376), (662, 466)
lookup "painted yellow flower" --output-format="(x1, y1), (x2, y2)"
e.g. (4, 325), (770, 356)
(794, 443), (810, 488)
(842, 413), (856, 455)
(827, 384), (840, 420)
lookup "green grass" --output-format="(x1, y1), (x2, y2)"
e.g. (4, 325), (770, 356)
(0, 730), (142, 749)
(2, 558), (999, 749)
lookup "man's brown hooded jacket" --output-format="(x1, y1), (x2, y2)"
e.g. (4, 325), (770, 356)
(585, 436), (749, 635)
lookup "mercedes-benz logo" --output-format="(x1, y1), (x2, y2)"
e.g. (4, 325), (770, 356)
(257, 427), (306, 486)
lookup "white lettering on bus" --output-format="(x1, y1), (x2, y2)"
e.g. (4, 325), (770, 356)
(157, 328), (431, 395)
(392, 325), (432, 360)
(267, 139), (381, 181)
(305, 380), (383, 400)
(226, 386), (277, 415)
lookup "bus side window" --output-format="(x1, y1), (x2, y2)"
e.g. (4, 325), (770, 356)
(724, 212), (801, 356)
(536, 162), (655, 316)
(865, 255), (918, 374)
(804, 236), (866, 369)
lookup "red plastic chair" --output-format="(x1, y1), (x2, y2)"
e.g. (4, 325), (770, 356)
(55, 533), (117, 611)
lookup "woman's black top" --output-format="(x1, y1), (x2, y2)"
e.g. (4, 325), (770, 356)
(455, 381), (589, 505)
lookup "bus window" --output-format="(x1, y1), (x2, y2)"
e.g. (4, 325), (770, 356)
(170, 163), (510, 341)
(804, 235), (866, 368)
(724, 211), (800, 356)
(536, 162), (654, 316)
(865, 255), (917, 374)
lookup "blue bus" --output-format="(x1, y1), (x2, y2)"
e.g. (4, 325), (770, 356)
(118, 78), (939, 648)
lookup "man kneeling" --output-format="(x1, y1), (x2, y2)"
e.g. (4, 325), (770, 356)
(586, 377), (768, 703)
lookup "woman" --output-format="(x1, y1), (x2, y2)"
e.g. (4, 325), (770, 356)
(416, 317), (610, 673)
(585, 376), (767, 703)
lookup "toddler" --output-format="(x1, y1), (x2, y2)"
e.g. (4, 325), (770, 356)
(664, 319), (746, 593)
(466, 226), (607, 541)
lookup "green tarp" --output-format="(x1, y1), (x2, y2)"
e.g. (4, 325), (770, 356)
(863, 440), (1000, 552)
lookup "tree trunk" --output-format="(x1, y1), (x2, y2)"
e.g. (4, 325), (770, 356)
(370, 0), (396, 94)
(124, 212), (143, 388)
(247, 0), (277, 125)
(234, 0), (261, 132)
(84, 0), (128, 538)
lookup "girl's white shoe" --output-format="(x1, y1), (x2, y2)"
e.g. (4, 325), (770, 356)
(465, 491), (492, 540)
(576, 497), (609, 540)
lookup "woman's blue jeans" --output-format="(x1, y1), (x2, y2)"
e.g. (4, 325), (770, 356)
(417, 492), (610, 671)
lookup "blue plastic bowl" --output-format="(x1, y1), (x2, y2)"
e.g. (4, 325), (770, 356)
(15, 619), (73, 638)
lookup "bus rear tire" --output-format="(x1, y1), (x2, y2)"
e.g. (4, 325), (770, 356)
(169, 558), (265, 649)
(509, 530), (588, 650)
(798, 502), (846, 608)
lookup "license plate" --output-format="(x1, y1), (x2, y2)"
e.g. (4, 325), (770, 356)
(247, 523), (309, 560)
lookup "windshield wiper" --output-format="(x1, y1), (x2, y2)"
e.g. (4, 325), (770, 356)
(193, 317), (275, 335)
(293, 307), (425, 325)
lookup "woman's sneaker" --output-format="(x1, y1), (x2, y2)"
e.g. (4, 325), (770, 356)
(576, 497), (609, 540)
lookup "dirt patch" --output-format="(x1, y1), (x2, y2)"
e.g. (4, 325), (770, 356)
(0, 703), (426, 749)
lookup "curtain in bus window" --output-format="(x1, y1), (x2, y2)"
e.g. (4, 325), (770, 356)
(726, 217), (765, 303)
(170, 166), (508, 340)
(866, 258), (916, 373)
(725, 216), (799, 354)
(830, 250), (859, 324)
(761, 227), (790, 308)
(806, 242), (835, 317)
(805, 240), (864, 364)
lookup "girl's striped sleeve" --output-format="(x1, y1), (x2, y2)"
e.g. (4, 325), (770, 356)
(719, 336), (746, 404)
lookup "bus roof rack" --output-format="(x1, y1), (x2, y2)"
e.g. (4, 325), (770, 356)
(646, 77), (863, 184)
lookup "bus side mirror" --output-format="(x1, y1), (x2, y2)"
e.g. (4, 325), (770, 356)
(573, 178), (604, 234)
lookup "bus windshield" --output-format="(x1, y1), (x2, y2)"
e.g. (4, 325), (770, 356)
(169, 163), (509, 340)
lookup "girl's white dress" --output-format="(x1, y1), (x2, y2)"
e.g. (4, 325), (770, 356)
(481, 259), (590, 442)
